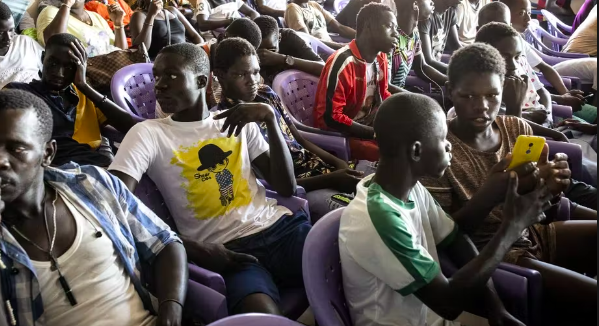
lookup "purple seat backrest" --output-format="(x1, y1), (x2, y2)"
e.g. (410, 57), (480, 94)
(541, 9), (572, 37)
(297, 32), (335, 60)
(302, 208), (353, 326)
(134, 175), (178, 232)
(334, 0), (350, 13)
(111, 63), (157, 119)
(272, 70), (320, 128)
(207, 313), (304, 326)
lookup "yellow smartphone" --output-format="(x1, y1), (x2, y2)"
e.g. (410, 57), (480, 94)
(507, 135), (546, 170)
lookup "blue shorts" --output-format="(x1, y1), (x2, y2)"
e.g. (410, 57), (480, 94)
(221, 210), (311, 312)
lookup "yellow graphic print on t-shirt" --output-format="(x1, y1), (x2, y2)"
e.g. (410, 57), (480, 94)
(170, 137), (252, 220)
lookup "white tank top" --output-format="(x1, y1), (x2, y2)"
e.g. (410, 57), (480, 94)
(31, 193), (156, 326)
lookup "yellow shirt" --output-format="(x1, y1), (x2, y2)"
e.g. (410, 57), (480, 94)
(36, 6), (119, 57)
(72, 85), (107, 149)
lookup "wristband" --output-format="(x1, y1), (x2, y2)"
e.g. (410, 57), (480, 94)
(159, 299), (183, 308)
(61, 3), (71, 9)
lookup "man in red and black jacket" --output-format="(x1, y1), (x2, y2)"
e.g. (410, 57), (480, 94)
(313, 3), (398, 161)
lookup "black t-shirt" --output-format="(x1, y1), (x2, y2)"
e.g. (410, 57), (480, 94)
(418, 7), (457, 59)
(261, 28), (323, 84)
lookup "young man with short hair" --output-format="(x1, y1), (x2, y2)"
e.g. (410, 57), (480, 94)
(253, 15), (324, 84)
(214, 36), (367, 220)
(110, 43), (310, 315)
(5, 33), (139, 167)
(340, 92), (550, 326)
(0, 89), (187, 326)
(499, 0), (597, 118)
(418, 0), (461, 74)
(422, 43), (597, 325)
(385, 0), (435, 91)
(313, 3), (397, 161)
(455, 0), (490, 46)
(0, 2), (44, 89)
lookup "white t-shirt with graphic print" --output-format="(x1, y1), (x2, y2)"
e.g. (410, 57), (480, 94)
(109, 112), (291, 244)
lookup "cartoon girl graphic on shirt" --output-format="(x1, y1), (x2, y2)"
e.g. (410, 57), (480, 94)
(197, 144), (235, 207)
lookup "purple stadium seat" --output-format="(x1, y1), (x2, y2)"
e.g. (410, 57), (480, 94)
(524, 25), (589, 58)
(541, 9), (573, 38)
(333, 0), (350, 14)
(134, 175), (309, 320)
(297, 32), (336, 61)
(110, 63), (157, 119)
(207, 313), (305, 326)
(272, 69), (351, 161)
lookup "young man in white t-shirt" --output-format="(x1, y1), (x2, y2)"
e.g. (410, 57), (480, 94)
(339, 93), (552, 326)
(109, 43), (311, 315)
(0, 3), (44, 89)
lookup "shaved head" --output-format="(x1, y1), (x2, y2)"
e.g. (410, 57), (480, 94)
(478, 2), (511, 27)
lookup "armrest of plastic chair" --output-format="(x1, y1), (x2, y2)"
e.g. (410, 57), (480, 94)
(188, 263), (227, 296)
(329, 34), (351, 43)
(185, 280), (228, 324)
(265, 189), (311, 221)
(101, 125), (125, 145)
(297, 129), (350, 162)
(552, 104), (573, 119)
(259, 179), (307, 198)
(539, 74), (573, 90)
(441, 53), (451, 64)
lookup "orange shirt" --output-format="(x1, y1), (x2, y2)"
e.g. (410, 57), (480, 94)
(85, 0), (134, 46)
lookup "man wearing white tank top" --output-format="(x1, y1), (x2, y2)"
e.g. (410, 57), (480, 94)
(0, 88), (187, 326)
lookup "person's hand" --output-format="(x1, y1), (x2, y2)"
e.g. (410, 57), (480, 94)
(558, 118), (597, 135)
(537, 143), (570, 196)
(332, 158), (349, 170)
(502, 172), (552, 231)
(503, 75), (529, 112)
(68, 39), (88, 89)
(61, 0), (76, 8)
(157, 301), (183, 326)
(567, 89), (585, 99)
(108, 3), (126, 25)
(327, 169), (364, 193)
(148, 0), (164, 18)
(480, 154), (538, 204)
(214, 103), (275, 137)
(488, 308), (526, 326)
(183, 240), (258, 273)
(555, 93), (585, 112)
(257, 49), (285, 67)
(523, 109), (549, 125)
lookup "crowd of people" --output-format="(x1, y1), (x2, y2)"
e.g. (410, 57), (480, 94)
(0, 0), (597, 324)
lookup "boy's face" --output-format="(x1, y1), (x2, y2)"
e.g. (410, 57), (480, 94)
(42, 45), (77, 91)
(493, 35), (523, 77)
(371, 11), (400, 53)
(0, 16), (15, 54)
(509, 0), (532, 33)
(219, 54), (261, 102)
(259, 32), (280, 53)
(416, 0), (435, 21)
(153, 53), (207, 114)
(450, 71), (504, 132)
(418, 111), (453, 178)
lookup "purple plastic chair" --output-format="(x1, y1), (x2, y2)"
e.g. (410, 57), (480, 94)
(529, 22), (569, 52)
(111, 63), (157, 119)
(303, 208), (555, 326)
(134, 175), (310, 320)
(297, 32), (336, 61)
(524, 27), (589, 58)
(272, 69), (351, 161)
(541, 9), (573, 38)
(333, 0), (350, 13)
(207, 313), (305, 326)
